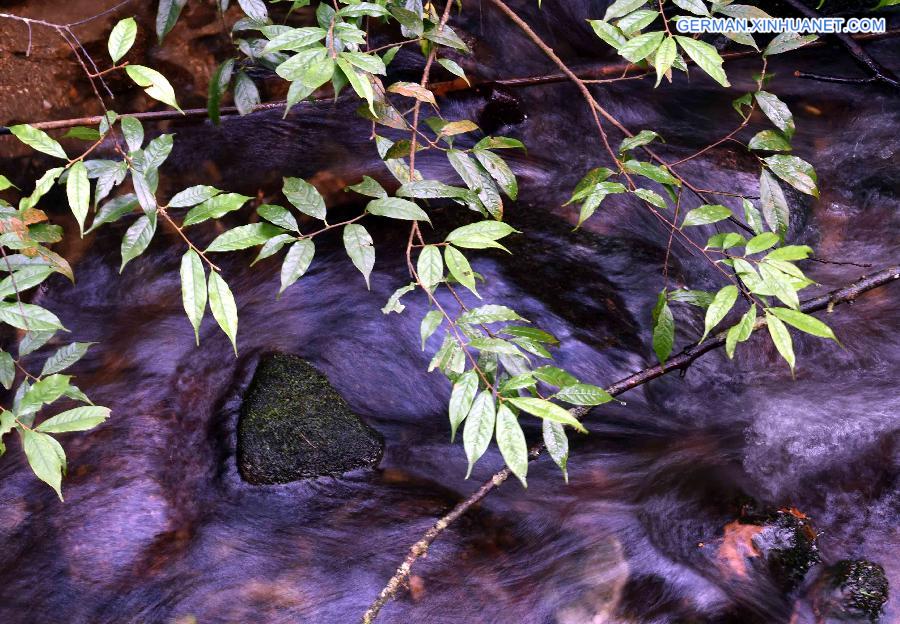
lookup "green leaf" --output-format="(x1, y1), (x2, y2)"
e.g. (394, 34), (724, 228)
(768, 307), (837, 342)
(280, 239), (315, 294)
(423, 24), (469, 52)
(262, 26), (326, 54)
(19, 330), (56, 357)
(336, 58), (375, 115)
(682, 204), (732, 227)
(474, 150), (518, 200)
(37, 405), (110, 433)
(621, 132), (660, 156)
(366, 197), (430, 223)
(258, 204), (300, 232)
(21, 374), (72, 412)
(543, 419), (569, 483)
(347, 176), (387, 199)
(444, 245), (479, 297)
(458, 305), (525, 325)
(0, 351), (13, 390)
(707, 232), (745, 250)
(238, 0), (268, 21)
(448, 368), (478, 442)
(754, 91), (795, 138)
(340, 51), (386, 75)
(207, 58), (234, 126)
(701, 285), (738, 342)
(208, 271), (238, 355)
(168, 185), (222, 208)
(416, 245), (443, 289)
(233, 71), (260, 116)
(109, 16), (138, 62)
(619, 31), (664, 64)
(726, 304), (757, 358)
(0, 302), (65, 332)
(668, 289), (714, 308)
(554, 383), (614, 406)
(156, 0), (187, 43)
(604, 0), (648, 20)
(766, 312), (795, 373)
(495, 404), (528, 487)
(463, 390), (496, 477)
(533, 365), (578, 388)
(588, 20), (628, 50)
(182, 193), (251, 226)
(473, 136), (526, 151)
(65, 160), (90, 236)
(252, 233), (294, 265)
(0, 265), (54, 300)
(420, 309), (443, 350)
(19, 428), (65, 500)
(447, 150), (503, 219)
(674, 36), (730, 87)
(618, 9), (659, 36)
(623, 160), (680, 186)
(343, 224), (375, 289)
(126, 65), (182, 112)
(63, 127), (102, 142)
(283, 177), (326, 220)
(9, 125), (67, 160)
(437, 58), (469, 85)
(501, 326), (559, 345)
(381, 282), (415, 315)
(397, 180), (470, 200)
(765, 245), (813, 261)
(745, 232), (780, 255)
(131, 169), (156, 213)
(763, 155), (818, 197)
(180, 250), (206, 345)
(40, 342), (94, 376)
(634, 188), (668, 209)
(507, 397), (587, 433)
(763, 30), (818, 56)
(759, 262), (800, 309)
(743, 198), (764, 235)
(206, 223), (285, 252)
(672, 0), (710, 16)
(120, 215), (157, 272)
(652, 289), (674, 363)
(748, 129), (792, 152)
(759, 169), (789, 237)
(446, 221), (517, 244)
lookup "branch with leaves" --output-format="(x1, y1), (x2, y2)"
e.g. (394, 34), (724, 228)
(360, 263), (900, 624)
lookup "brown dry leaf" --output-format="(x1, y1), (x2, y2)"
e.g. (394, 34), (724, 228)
(716, 520), (763, 578)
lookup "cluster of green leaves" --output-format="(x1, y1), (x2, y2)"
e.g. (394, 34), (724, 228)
(576, 2), (836, 373)
(207, 0), (470, 122)
(0, 201), (109, 500)
(589, 0), (818, 88)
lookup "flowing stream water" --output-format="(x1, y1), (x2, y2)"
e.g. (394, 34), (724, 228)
(0, 2), (897, 622)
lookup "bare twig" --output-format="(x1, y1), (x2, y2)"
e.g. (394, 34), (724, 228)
(781, 0), (900, 89)
(360, 264), (900, 623)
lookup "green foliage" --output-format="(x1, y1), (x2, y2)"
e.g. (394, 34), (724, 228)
(0, 0), (844, 495)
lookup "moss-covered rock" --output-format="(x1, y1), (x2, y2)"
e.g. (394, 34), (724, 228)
(237, 354), (383, 484)
(738, 503), (820, 591)
(818, 559), (889, 622)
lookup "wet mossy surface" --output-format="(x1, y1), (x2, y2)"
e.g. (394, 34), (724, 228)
(739, 503), (820, 591)
(237, 354), (384, 484)
(821, 559), (889, 622)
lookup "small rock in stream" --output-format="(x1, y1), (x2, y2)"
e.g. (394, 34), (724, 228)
(237, 354), (384, 484)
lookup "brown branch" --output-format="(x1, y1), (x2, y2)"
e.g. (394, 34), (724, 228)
(360, 263), (900, 623)
(780, 0), (900, 89)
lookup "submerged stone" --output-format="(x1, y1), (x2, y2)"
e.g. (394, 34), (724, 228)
(737, 503), (820, 591)
(237, 354), (383, 484)
(818, 559), (889, 622)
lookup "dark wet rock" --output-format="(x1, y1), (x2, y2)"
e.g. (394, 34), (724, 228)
(739, 504), (821, 591)
(816, 559), (889, 622)
(237, 354), (383, 484)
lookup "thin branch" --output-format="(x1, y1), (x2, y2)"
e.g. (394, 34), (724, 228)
(780, 0), (900, 89)
(360, 263), (900, 623)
